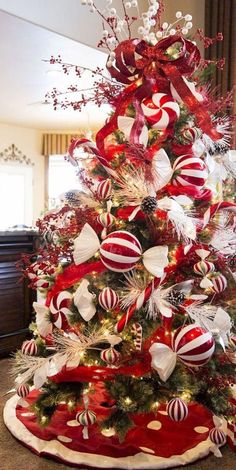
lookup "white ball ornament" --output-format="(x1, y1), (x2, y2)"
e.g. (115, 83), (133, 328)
(170, 29), (176, 35)
(185, 14), (193, 21)
(176, 11), (182, 18)
(156, 31), (163, 38)
(125, 2), (132, 9)
(131, 0), (138, 7)
(81, 0), (87, 5)
(102, 30), (109, 38)
(186, 21), (193, 29)
(110, 8), (116, 15)
(162, 22), (168, 30)
(182, 28), (188, 35)
(138, 26), (145, 35)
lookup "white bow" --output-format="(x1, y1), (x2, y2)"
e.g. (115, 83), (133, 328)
(149, 342), (176, 382)
(74, 279), (96, 321)
(33, 301), (52, 338)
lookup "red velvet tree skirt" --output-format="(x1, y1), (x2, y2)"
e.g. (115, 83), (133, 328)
(4, 389), (219, 469)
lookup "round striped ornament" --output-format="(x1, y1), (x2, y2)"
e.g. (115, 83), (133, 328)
(100, 347), (121, 365)
(142, 93), (180, 130)
(167, 398), (188, 422)
(181, 127), (202, 144)
(96, 179), (112, 200)
(76, 409), (97, 427)
(212, 274), (227, 293)
(100, 230), (142, 273)
(173, 324), (215, 367)
(98, 287), (119, 310)
(209, 427), (226, 446)
(21, 340), (38, 356)
(49, 291), (73, 329)
(194, 260), (215, 276)
(16, 384), (30, 399)
(172, 154), (208, 188)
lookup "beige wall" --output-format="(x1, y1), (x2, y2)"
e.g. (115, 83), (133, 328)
(0, 122), (45, 224)
(163, 0), (205, 31)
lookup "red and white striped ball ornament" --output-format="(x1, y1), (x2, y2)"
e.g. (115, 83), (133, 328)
(209, 427), (226, 446)
(97, 212), (115, 239)
(172, 324), (215, 367)
(181, 127), (202, 144)
(21, 340), (38, 356)
(76, 409), (97, 426)
(100, 231), (142, 273)
(167, 398), (188, 422)
(100, 347), (121, 365)
(49, 291), (73, 329)
(16, 384), (30, 399)
(141, 93), (180, 130)
(172, 154), (208, 188)
(212, 274), (227, 293)
(98, 287), (119, 310)
(96, 179), (112, 201)
(194, 260), (215, 276)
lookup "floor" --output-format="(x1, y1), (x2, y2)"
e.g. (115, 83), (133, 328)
(0, 357), (235, 470)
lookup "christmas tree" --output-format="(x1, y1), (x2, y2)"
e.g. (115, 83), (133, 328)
(4, 1), (236, 468)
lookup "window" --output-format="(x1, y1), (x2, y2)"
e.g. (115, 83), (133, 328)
(0, 163), (33, 229)
(48, 155), (81, 209)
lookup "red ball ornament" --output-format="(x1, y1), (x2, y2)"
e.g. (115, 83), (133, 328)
(172, 154), (208, 188)
(142, 93), (180, 130)
(96, 179), (112, 200)
(100, 347), (121, 365)
(209, 427), (226, 446)
(100, 230), (142, 272)
(49, 291), (73, 329)
(167, 398), (188, 422)
(16, 384), (30, 398)
(21, 340), (38, 356)
(98, 287), (119, 310)
(173, 324), (215, 367)
(212, 274), (227, 293)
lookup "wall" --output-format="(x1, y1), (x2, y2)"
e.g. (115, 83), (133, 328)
(163, 0), (205, 32)
(0, 122), (45, 224)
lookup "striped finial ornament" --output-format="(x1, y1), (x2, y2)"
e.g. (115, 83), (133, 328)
(97, 212), (115, 239)
(209, 427), (226, 446)
(98, 287), (119, 310)
(96, 179), (112, 200)
(100, 347), (121, 365)
(21, 340), (38, 356)
(76, 409), (97, 440)
(167, 398), (188, 422)
(16, 384), (30, 399)
(212, 274), (227, 294)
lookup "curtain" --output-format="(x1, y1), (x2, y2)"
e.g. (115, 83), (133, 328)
(42, 132), (86, 156)
(205, 0), (236, 145)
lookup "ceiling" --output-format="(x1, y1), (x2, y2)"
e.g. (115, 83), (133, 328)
(0, 10), (110, 130)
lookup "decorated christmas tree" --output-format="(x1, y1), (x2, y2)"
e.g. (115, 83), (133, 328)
(4, 1), (236, 468)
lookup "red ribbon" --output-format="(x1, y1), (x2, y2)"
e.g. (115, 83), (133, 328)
(49, 351), (152, 383)
(45, 261), (106, 306)
(102, 35), (221, 153)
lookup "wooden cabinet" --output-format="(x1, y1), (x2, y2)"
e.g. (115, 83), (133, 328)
(0, 231), (38, 355)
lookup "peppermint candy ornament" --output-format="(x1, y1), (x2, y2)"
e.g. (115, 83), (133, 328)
(49, 291), (73, 329)
(212, 274), (227, 293)
(21, 340), (38, 356)
(100, 231), (142, 272)
(209, 427), (226, 446)
(16, 384), (30, 398)
(167, 398), (188, 422)
(173, 324), (215, 367)
(34, 278), (50, 289)
(100, 347), (121, 365)
(142, 93), (180, 130)
(172, 154), (208, 188)
(96, 179), (112, 200)
(98, 287), (119, 310)
(97, 212), (115, 239)
(76, 409), (97, 440)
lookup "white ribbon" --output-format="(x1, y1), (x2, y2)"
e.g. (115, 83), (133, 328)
(117, 115), (148, 147)
(149, 342), (176, 382)
(33, 302), (52, 338)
